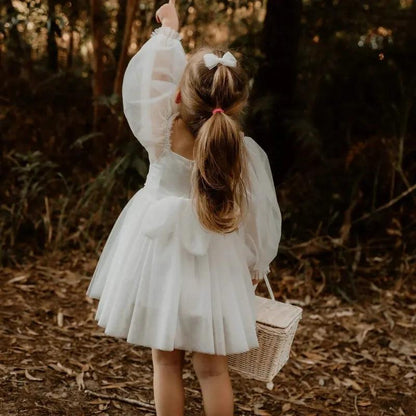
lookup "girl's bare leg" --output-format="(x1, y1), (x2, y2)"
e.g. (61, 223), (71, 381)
(152, 348), (186, 416)
(192, 352), (234, 416)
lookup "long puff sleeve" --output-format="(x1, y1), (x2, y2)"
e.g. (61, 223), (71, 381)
(241, 136), (282, 282)
(122, 26), (187, 163)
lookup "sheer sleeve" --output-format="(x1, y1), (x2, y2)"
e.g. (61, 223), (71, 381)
(122, 26), (187, 163)
(241, 136), (282, 282)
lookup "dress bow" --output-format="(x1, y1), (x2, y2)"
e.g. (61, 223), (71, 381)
(203, 51), (237, 70)
(141, 196), (213, 256)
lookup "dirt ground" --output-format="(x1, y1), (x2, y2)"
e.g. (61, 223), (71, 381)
(1, 250), (415, 415)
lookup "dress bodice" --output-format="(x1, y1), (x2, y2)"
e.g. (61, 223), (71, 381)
(142, 109), (196, 198)
(144, 149), (194, 199)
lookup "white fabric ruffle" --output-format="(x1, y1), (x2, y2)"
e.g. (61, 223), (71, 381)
(86, 184), (259, 355)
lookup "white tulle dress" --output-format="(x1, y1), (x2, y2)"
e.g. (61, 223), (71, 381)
(86, 26), (282, 356)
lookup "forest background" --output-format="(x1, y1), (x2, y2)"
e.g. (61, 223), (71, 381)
(1, 0), (415, 299)
(1, 1), (416, 415)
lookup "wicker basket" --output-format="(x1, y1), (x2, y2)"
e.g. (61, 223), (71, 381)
(227, 275), (302, 390)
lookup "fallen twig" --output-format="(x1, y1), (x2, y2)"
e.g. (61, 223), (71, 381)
(84, 389), (156, 412)
(353, 183), (416, 224)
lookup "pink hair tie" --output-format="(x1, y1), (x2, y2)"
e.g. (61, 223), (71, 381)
(212, 108), (224, 114)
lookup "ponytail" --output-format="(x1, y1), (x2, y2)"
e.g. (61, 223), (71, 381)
(179, 47), (250, 234)
(191, 111), (249, 234)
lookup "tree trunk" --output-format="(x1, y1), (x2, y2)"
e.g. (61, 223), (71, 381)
(113, 0), (138, 96)
(67, 29), (74, 69)
(47, 0), (58, 71)
(247, 0), (302, 182)
(66, 0), (79, 70)
(114, 0), (127, 64)
(90, 0), (106, 131)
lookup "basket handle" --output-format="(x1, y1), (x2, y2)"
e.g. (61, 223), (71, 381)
(253, 274), (275, 301)
(263, 274), (275, 301)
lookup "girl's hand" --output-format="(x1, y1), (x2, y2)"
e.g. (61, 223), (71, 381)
(155, 0), (179, 32)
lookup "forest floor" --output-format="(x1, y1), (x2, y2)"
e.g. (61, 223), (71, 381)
(0, 250), (415, 416)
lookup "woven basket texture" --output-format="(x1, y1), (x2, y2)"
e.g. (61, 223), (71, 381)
(227, 286), (303, 383)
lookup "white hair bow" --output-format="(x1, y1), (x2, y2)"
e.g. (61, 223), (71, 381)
(203, 51), (237, 70)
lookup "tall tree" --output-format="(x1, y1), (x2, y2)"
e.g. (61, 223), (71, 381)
(114, 0), (127, 64)
(66, 0), (80, 70)
(90, 0), (106, 130)
(113, 0), (138, 96)
(47, 0), (60, 71)
(247, 0), (302, 182)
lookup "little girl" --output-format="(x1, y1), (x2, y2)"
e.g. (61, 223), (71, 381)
(86, 1), (282, 415)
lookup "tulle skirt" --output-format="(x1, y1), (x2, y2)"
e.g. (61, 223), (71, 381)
(86, 186), (259, 355)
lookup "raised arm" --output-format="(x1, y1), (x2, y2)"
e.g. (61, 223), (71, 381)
(122, 1), (186, 163)
(241, 136), (282, 285)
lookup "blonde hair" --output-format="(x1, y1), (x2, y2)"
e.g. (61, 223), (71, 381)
(178, 47), (250, 234)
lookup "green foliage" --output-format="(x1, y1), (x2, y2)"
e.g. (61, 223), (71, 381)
(0, 151), (61, 258)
